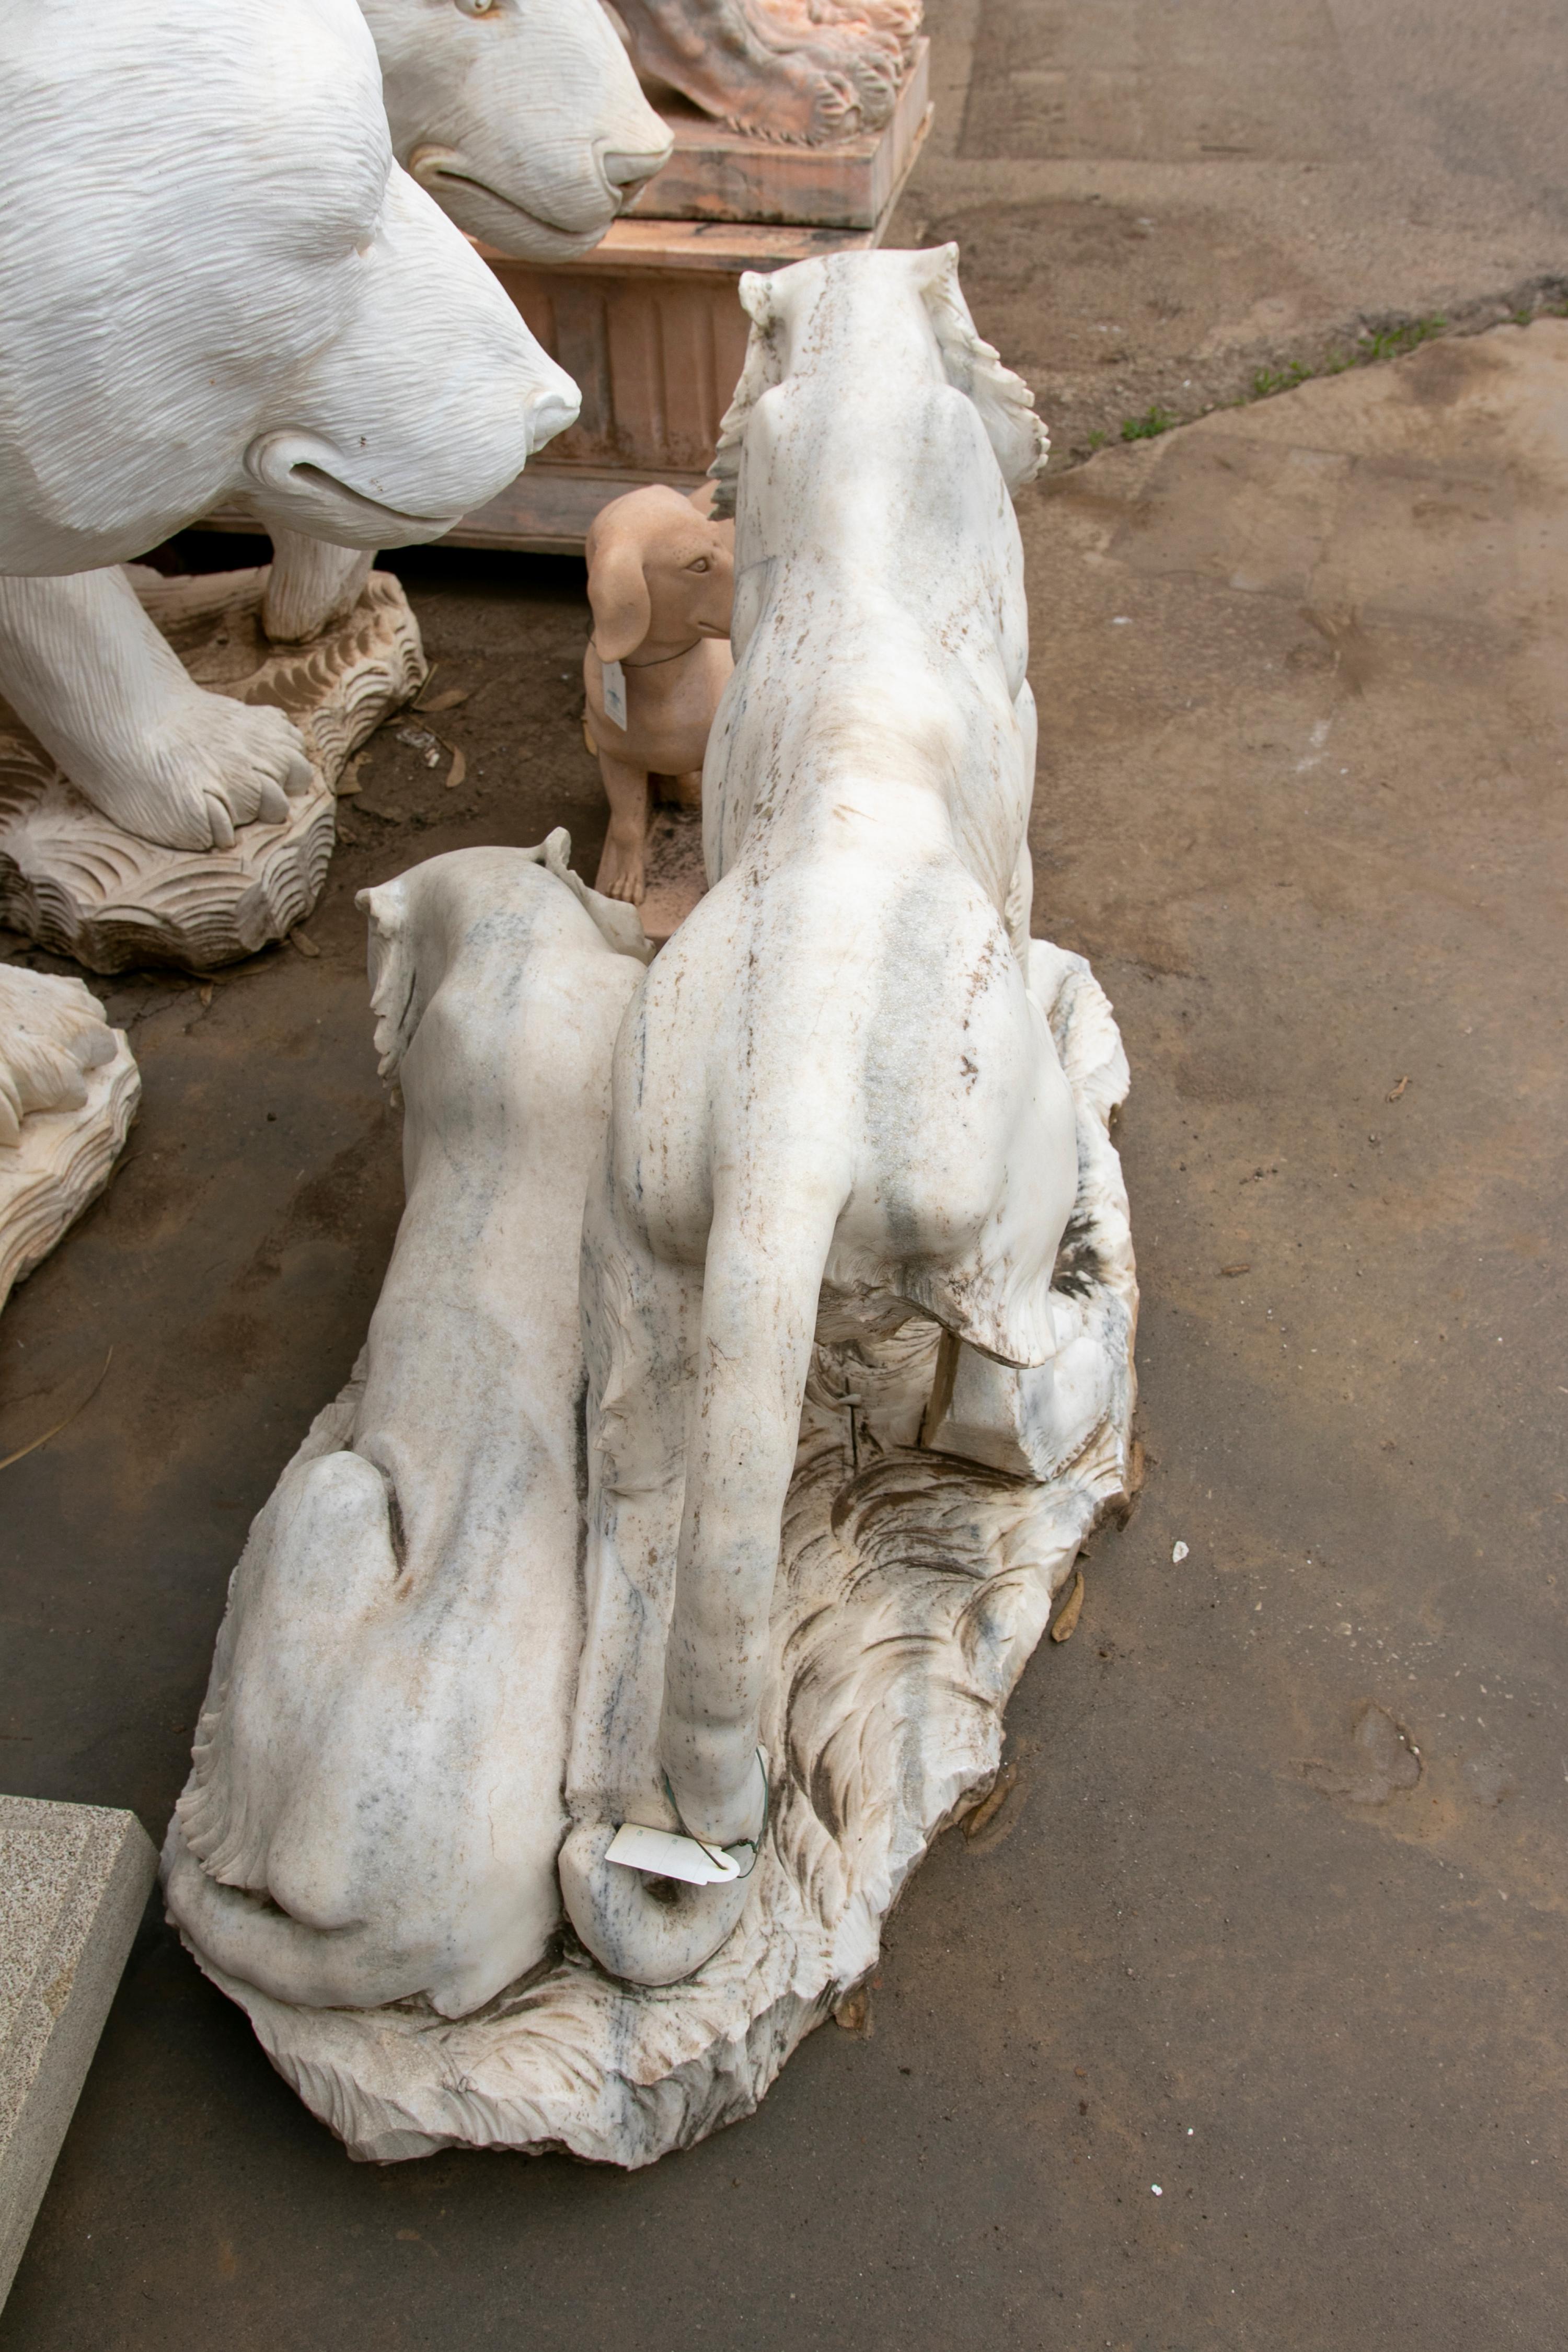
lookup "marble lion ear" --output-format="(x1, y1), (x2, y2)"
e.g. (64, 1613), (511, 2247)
(711, 273), (787, 518)
(912, 241), (962, 297)
(737, 271), (778, 329)
(358, 879), (417, 1077)
(540, 827), (574, 885)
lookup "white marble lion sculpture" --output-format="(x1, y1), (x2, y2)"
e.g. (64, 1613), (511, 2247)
(163, 839), (648, 2016)
(263, 0), (675, 651)
(558, 245), (1083, 1986)
(0, 0), (581, 854)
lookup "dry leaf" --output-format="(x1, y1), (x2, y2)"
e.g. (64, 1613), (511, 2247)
(962, 1759), (1018, 1838)
(0, 1348), (113, 1472)
(418, 686), (471, 714)
(1050, 1570), (1085, 1643)
(444, 744), (467, 792)
(290, 929), (320, 959)
(1220, 1262), (1250, 1276)
(1386, 1075), (1411, 1101)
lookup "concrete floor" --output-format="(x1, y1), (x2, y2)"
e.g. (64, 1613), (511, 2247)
(3, 5), (1566, 2346)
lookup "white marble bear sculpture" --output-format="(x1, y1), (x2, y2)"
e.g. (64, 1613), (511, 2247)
(163, 839), (648, 2017)
(263, 0), (674, 643)
(560, 246), (1082, 1986)
(367, 0), (672, 259)
(0, 0), (579, 853)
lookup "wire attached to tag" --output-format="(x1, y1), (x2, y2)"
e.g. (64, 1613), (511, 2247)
(600, 657), (627, 731)
(605, 1751), (771, 1886)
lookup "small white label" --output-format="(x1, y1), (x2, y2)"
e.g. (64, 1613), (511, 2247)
(606, 1821), (740, 1886)
(601, 657), (628, 731)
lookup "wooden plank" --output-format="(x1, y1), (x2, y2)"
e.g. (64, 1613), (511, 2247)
(478, 215), (876, 280)
(444, 466), (707, 555)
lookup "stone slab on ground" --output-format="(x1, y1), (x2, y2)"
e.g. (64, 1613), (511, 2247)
(0, 1798), (155, 2311)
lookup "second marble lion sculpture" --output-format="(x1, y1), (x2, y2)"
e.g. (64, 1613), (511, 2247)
(163, 841), (648, 2015)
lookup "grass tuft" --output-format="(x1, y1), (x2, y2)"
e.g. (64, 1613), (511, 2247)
(1120, 406), (1178, 442)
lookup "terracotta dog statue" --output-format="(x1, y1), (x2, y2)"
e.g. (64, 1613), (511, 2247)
(583, 486), (734, 905)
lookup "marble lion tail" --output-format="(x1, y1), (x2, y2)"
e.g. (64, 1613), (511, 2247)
(661, 1174), (846, 1830)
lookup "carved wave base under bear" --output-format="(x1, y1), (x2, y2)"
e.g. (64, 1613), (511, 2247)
(180, 943), (1136, 2168)
(0, 569), (424, 974)
(0, 995), (140, 1311)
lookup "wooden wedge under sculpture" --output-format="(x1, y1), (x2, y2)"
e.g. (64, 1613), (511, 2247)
(559, 245), (1111, 1987)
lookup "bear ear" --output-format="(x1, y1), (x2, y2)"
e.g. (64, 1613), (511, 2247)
(587, 536), (652, 664)
(915, 243), (1049, 495)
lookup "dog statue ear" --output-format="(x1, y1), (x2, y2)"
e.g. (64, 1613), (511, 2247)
(915, 244), (1049, 497)
(587, 535), (652, 664)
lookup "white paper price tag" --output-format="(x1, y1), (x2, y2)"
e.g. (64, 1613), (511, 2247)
(605, 1821), (741, 1886)
(601, 657), (628, 731)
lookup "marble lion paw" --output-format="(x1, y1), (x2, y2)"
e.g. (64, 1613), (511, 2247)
(559, 1820), (756, 1988)
(66, 687), (316, 855)
(0, 966), (117, 1149)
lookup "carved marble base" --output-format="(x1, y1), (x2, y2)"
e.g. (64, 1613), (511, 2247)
(0, 569), (424, 973)
(178, 940), (1134, 2167)
(0, 974), (139, 1311)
